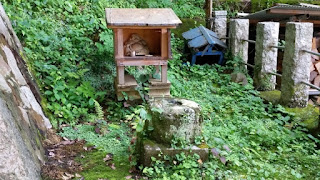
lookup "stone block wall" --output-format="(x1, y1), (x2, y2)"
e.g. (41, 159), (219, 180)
(0, 3), (51, 180)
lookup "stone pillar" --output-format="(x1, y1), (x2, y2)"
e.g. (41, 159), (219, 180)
(212, 11), (227, 42)
(254, 22), (279, 90)
(280, 22), (313, 107)
(229, 19), (249, 64)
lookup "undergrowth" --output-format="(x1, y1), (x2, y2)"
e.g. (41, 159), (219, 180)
(4, 0), (320, 179)
(141, 52), (320, 179)
(3, 0), (204, 127)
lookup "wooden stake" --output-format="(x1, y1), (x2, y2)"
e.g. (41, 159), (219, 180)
(205, 0), (213, 29)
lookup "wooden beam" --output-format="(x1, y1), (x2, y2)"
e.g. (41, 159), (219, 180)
(249, 19), (320, 27)
(116, 66), (125, 85)
(108, 26), (177, 29)
(161, 28), (168, 58)
(116, 59), (168, 66)
(267, 8), (320, 16)
(114, 28), (124, 58)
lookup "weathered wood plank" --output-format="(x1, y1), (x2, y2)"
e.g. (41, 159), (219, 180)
(114, 28), (124, 58)
(199, 26), (215, 45)
(106, 8), (182, 27)
(117, 66), (125, 85)
(183, 26), (227, 49)
(116, 59), (167, 66)
(188, 35), (208, 49)
(161, 28), (168, 58)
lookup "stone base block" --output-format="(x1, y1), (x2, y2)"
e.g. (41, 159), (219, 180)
(140, 139), (209, 166)
(115, 75), (171, 101)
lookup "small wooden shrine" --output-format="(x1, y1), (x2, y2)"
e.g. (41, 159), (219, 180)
(105, 8), (182, 100)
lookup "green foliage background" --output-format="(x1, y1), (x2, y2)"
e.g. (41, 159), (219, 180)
(3, 0), (320, 179)
(2, 0), (204, 126)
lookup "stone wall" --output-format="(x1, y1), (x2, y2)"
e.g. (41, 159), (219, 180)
(0, 3), (51, 180)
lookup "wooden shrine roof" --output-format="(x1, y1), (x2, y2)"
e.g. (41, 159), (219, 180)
(182, 26), (227, 49)
(105, 8), (182, 27)
(241, 3), (320, 26)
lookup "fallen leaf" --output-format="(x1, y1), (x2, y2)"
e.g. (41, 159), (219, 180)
(49, 152), (55, 157)
(223, 145), (231, 152)
(108, 163), (116, 170)
(220, 156), (227, 165)
(197, 159), (203, 165)
(61, 175), (70, 180)
(64, 172), (74, 178)
(95, 127), (101, 134)
(125, 176), (132, 179)
(75, 173), (82, 178)
(60, 140), (75, 146)
(67, 160), (74, 166)
(211, 148), (220, 158)
(173, 160), (177, 165)
(103, 153), (113, 162)
(124, 102), (131, 107)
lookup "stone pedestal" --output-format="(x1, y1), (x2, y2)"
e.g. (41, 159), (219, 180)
(280, 22), (313, 107)
(138, 98), (205, 166)
(229, 19), (249, 64)
(140, 139), (208, 166)
(254, 22), (279, 90)
(212, 11), (227, 42)
(148, 98), (202, 145)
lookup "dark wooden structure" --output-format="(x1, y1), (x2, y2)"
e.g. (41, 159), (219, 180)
(182, 26), (227, 65)
(105, 8), (181, 100)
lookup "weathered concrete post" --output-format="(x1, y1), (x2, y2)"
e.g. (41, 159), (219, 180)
(229, 19), (249, 64)
(280, 22), (313, 107)
(254, 22), (279, 90)
(212, 11), (228, 42)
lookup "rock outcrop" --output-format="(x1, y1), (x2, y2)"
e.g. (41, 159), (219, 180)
(0, 3), (51, 180)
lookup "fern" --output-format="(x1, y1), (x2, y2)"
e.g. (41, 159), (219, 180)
(94, 100), (104, 120)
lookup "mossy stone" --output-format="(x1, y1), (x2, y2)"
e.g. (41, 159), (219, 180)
(148, 98), (202, 145)
(259, 90), (281, 104)
(285, 105), (320, 131)
(140, 139), (209, 166)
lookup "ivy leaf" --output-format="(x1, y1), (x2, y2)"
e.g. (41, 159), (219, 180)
(211, 148), (220, 158)
(220, 156), (227, 165)
(136, 123), (144, 132)
(108, 124), (120, 129)
(223, 145), (231, 152)
(139, 108), (148, 120)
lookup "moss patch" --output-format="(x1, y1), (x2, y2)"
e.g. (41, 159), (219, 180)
(77, 150), (131, 180)
(285, 105), (320, 130)
(259, 90), (281, 104)
(172, 18), (206, 39)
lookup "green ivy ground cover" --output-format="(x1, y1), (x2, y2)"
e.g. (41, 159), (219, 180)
(3, 0), (320, 179)
(3, 0), (204, 127)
